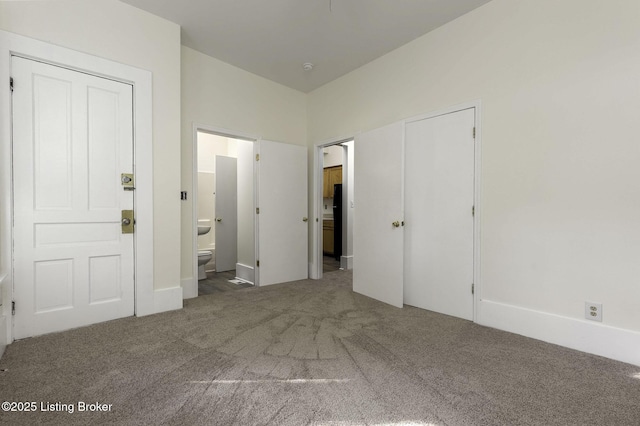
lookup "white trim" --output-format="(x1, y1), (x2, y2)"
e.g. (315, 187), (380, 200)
(0, 315), (6, 358)
(189, 124), (260, 296)
(181, 277), (197, 299)
(0, 30), (157, 344)
(477, 299), (640, 367)
(311, 135), (356, 280)
(153, 287), (183, 313)
(235, 263), (254, 284)
(403, 100), (482, 322)
(340, 255), (353, 270)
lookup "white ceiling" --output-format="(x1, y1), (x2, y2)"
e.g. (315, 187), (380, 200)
(121, 0), (492, 93)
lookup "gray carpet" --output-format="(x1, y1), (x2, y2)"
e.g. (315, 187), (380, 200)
(1, 270), (639, 425)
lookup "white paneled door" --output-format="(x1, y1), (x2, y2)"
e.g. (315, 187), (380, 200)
(214, 155), (238, 272)
(404, 108), (475, 320)
(257, 140), (308, 286)
(353, 122), (404, 308)
(12, 57), (135, 338)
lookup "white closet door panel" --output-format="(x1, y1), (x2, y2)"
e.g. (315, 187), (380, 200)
(404, 108), (475, 320)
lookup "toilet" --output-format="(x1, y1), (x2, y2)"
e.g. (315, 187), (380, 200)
(197, 219), (213, 280)
(197, 250), (212, 280)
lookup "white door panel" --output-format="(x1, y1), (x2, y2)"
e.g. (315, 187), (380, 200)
(404, 108), (475, 320)
(353, 122), (404, 308)
(12, 57), (134, 338)
(215, 156), (238, 272)
(258, 140), (308, 286)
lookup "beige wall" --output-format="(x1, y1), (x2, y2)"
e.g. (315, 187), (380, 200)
(0, 0), (181, 291)
(308, 0), (640, 332)
(181, 46), (307, 282)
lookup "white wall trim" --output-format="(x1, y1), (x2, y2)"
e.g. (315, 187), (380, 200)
(236, 263), (254, 284)
(477, 299), (640, 367)
(0, 30), (156, 344)
(311, 134), (356, 280)
(181, 277), (197, 299)
(0, 315), (6, 358)
(340, 255), (353, 270)
(153, 286), (183, 313)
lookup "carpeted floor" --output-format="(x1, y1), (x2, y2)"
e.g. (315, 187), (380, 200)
(1, 270), (639, 425)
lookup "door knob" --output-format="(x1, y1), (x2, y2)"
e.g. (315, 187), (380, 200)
(302, 217), (308, 222)
(122, 218), (131, 226)
(216, 218), (222, 222)
(392, 221), (400, 228)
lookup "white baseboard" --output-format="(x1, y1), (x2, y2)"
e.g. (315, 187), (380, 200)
(340, 255), (353, 270)
(0, 315), (6, 358)
(153, 286), (183, 314)
(236, 263), (254, 284)
(181, 277), (197, 299)
(477, 299), (640, 367)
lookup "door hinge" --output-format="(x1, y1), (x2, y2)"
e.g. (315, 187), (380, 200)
(10, 77), (14, 92)
(12, 301), (15, 315)
(256, 154), (260, 161)
(256, 207), (260, 214)
(472, 127), (476, 139)
(256, 260), (260, 267)
(472, 206), (475, 216)
(471, 283), (475, 295)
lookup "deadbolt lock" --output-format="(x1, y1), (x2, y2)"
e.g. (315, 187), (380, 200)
(121, 173), (135, 190)
(121, 210), (134, 234)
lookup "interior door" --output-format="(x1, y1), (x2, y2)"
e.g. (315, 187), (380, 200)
(257, 140), (308, 286)
(12, 56), (134, 338)
(214, 155), (238, 272)
(353, 122), (404, 308)
(404, 108), (475, 320)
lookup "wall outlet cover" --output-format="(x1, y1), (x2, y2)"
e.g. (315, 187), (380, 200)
(585, 302), (602, 322)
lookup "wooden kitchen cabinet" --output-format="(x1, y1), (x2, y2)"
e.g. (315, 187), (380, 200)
(323, 220), (334, 255)
(322, 166), (342, 198)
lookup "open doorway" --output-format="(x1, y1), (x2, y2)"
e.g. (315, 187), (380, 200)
(195, 130), (255, 295)
(315, 139), (354, 277)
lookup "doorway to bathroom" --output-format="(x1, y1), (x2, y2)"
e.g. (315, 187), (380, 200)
(195, 130), (255, 294)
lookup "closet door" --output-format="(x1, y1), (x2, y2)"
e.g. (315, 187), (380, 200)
(353, 122), (404, 308)
(404, 108), (475, 320)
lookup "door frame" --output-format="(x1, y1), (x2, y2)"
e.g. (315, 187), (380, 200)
(311, 135), (354, 280)
(188, 124), (259, 298)
(0, 30), (155, 344)
(404, 100), (482, 322)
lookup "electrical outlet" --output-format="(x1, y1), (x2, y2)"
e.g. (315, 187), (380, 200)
(585, 302), (602, 322)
